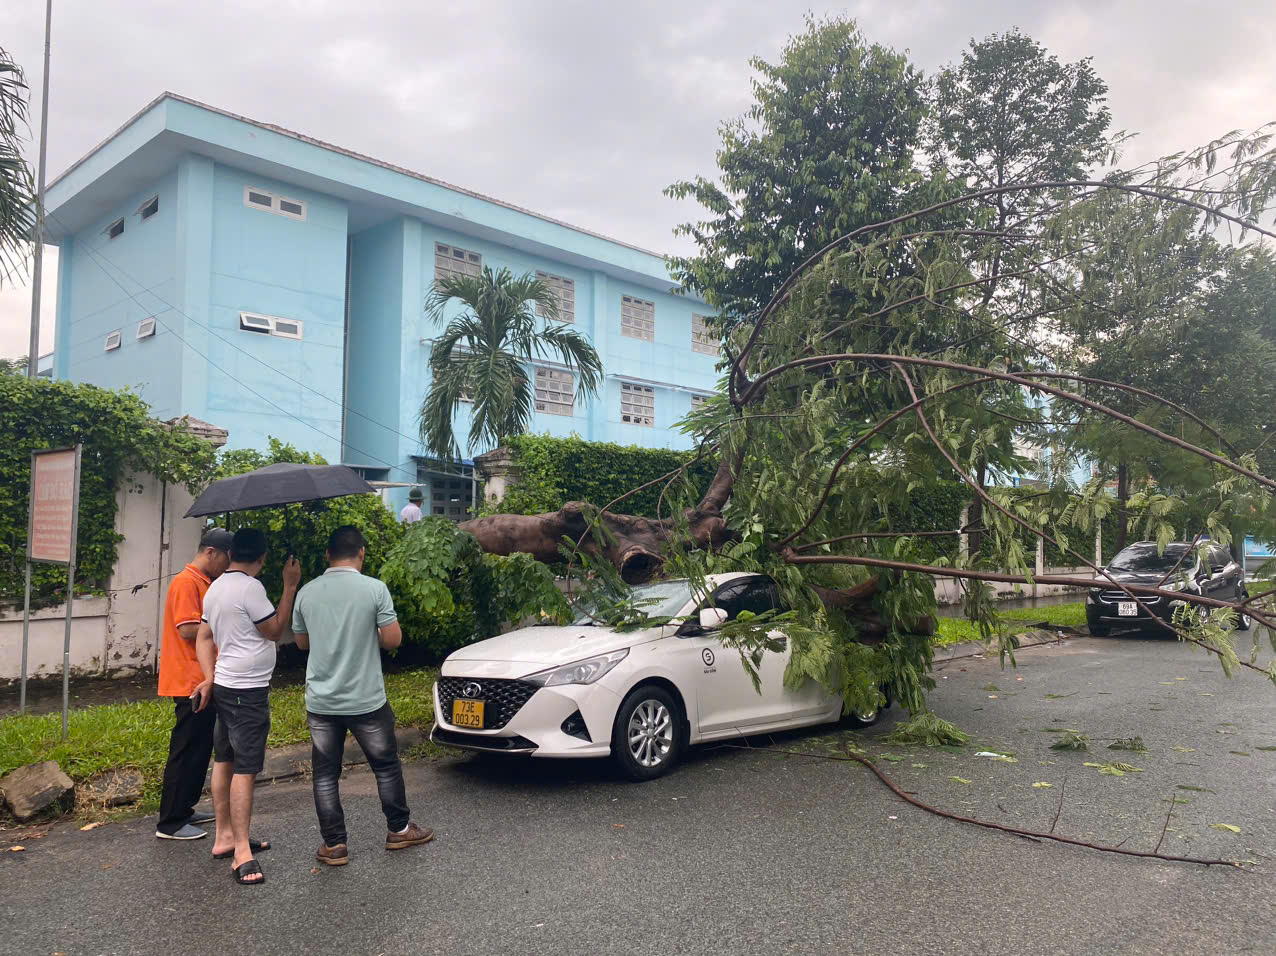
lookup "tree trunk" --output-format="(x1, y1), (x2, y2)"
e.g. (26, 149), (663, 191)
(1116, 462), (1129, 552)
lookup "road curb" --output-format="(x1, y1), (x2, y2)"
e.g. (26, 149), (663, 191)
(934, 626), (1082, 665)
(202, 727), (426, 789)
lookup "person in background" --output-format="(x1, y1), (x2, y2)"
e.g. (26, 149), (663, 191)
(192, 528), (300, 886)
(399, 486), (425, 524)
(292, 525), (434, 867)
(154, 528), (233, 842)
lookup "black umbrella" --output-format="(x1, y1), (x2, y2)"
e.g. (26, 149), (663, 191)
(184, 463), (378, 518)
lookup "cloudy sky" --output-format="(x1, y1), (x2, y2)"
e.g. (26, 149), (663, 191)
(1, 0), (1274, 357)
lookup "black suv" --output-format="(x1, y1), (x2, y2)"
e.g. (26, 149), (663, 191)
(1085, 541), (1250, 635)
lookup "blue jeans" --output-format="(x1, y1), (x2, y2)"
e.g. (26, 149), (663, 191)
(307, 702), (410, 846)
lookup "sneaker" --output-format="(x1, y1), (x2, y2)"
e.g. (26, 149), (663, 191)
(185, 810), (216, 825)
(316, 843), (349, 866)
(385, 822), (434, 851)
(156, 824), (207, 840)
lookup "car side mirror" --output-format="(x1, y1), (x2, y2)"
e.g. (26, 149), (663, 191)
(699, 607), (728, 630)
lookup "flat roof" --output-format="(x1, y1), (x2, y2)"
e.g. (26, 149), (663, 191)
(43, 93), (692, 293)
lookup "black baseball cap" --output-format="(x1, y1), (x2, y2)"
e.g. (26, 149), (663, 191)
(199, 528), (234, 553)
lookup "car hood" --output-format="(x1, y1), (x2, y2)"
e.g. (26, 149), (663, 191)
(1094, 570), (1191, 590)
(445, 624), (663, 667)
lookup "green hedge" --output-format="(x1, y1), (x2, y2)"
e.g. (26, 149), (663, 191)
(0, 376), (216, 608)
(479, 433), (719, 518)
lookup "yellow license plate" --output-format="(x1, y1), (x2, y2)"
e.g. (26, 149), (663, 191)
(452, 698), (485, 729)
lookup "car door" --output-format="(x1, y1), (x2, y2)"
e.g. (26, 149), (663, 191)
(683, 576), (828, 736)
(1206, 544), (1241, 597)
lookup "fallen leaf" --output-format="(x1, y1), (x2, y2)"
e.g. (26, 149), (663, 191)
(983, 683), (1000, 692)
(911, 763), (928, 768)
(1032, 782), (1053, 788)
(1175, 677), (1187, 681)
(1158, 681), (1176, 685)
(887, 815), (898, 820)
(1171, 746), (1196, 752)
(1255, 746), (1276, 752)
(1177, 784), (1213, 793)
(612, 824), (625, 829)
(8, 846), (24, 852)
(1210, 823), (1241, 833)
(878, 754), (905, 762)
(1229, 751), (1251, 756)
(311, 868), (318, 874)
(987, 694), (999, 699)
(1199, 692), (1213, 697)
(950, 776), (973, 785)
(79, 822), (104, 832)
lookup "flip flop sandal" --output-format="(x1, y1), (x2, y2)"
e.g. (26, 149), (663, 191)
(232, 859), (265, 886)
(213, 838), (271, 859)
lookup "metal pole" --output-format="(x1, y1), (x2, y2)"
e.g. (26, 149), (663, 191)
(19, 562), (32, 714)
(61, 444), (81, 740)
(26, 0), (54, 380)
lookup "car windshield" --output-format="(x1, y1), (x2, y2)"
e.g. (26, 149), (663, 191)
(572, 579), (694, 625)
(1108, 543), (1192, 573)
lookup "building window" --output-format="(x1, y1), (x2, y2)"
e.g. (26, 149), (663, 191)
(621, 295), (655, 341)
(690, 394), (709, 411)
(692, 313), (720, 356)
(139, 196), (159, 220)
(621, 382), (654, 426)
(535, 271), (575, 323)
(243, 186), (307, 221)
(136, 317), (156, 340)
(435, 243), (482, 283)
(106, 218), (124, 240)
(534, 366), (574, 416)
(104, 330), (122, 352)
(239, 311), (304, 340)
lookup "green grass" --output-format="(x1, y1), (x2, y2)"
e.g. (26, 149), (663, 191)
(0, 668), (437, 816)
(935, 602), (1087, 647)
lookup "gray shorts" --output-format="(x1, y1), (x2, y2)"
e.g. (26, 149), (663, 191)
(212, 685), (271, 776)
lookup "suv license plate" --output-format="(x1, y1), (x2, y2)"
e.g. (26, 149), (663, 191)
(452, 699), (485, 728)
(1118, 602), (1137, 617)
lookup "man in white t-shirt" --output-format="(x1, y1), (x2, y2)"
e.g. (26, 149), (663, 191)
(399, 486), (424, 524)
(193, 528), (300, 886)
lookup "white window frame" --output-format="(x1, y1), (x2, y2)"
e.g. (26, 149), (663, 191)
(621, 382), (654, 427)
(690, 394), (709, 411)
(239, 311), (304, 340)
(104, 329), (122, 352)
(105, 218), (124, 240)
(136, 317), (157, 340)
(138, 196), (159, 220)
(692, 313), (720, 356)
(535, 271), (575, 324)
(435, 243), (483, 283)
(534, 366), (574, 417)
(621, 295), (655, 341)
(243, 185), (308, 221)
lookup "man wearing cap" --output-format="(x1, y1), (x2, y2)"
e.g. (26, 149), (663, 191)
(399, 487), (424, 524)
(154, 527), (233, 841)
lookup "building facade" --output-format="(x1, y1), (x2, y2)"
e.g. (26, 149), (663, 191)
(42, 94), (720, 516)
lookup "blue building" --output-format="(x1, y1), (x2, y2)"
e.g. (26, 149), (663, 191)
(41, 93), (720, 516)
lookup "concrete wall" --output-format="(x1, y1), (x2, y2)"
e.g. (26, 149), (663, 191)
(0, 470), (204, 682)
(55, 169), (182, 415)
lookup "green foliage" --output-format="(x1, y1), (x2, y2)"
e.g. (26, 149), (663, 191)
(0, 376), (218, 607)
(420, 267), (603, 459)
(379, 517), (569, 657)
(0, 47), (35, 285)
(882, 712), (971, 747)
(0, 668), (439, 815)
(212, 439), (403, 603)
(479, 433), (719, 519)
(666, 14), (929, 319)
(1050, 730), (1090, 751)
(1107, 736), (1147, 752)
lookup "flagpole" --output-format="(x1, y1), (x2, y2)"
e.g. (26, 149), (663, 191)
(26, 0), (53, 380)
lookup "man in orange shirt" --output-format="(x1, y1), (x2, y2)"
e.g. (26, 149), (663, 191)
(155, 528), (233, 840)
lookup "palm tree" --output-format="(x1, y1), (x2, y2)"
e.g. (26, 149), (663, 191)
(0, 48), (34, 286)
(420, 267), (603, 458)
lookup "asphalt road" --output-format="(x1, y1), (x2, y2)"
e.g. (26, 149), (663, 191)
(3, 634), (1275, 956)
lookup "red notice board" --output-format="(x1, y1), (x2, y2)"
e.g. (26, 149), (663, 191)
(28, 447), (81, 565)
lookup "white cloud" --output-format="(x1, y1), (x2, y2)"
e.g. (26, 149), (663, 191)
(1, 0), (1274, 357)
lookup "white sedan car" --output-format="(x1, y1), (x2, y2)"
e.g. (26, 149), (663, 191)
(431, 572), (886, 779)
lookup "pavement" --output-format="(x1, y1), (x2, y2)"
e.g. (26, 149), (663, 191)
(3, 633), (1275, 956)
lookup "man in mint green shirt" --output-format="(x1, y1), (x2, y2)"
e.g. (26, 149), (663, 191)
(292, 525), (433, 866)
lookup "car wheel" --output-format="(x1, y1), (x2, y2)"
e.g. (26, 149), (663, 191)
(1235, 589), (1252, 631)
(844, 686), (890, 728)
(612, 686), (683, 781)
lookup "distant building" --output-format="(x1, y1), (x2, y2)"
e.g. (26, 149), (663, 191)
(40, 94), (719, 517)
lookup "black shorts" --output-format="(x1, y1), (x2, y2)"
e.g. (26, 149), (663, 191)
(212, 685), (271, 776)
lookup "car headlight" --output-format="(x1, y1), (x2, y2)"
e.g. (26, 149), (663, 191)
(523, 649), (629, 687)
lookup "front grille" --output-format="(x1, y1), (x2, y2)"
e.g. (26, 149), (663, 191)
(437, 677), (538, 730)
(1098, 591), (1162, 605)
